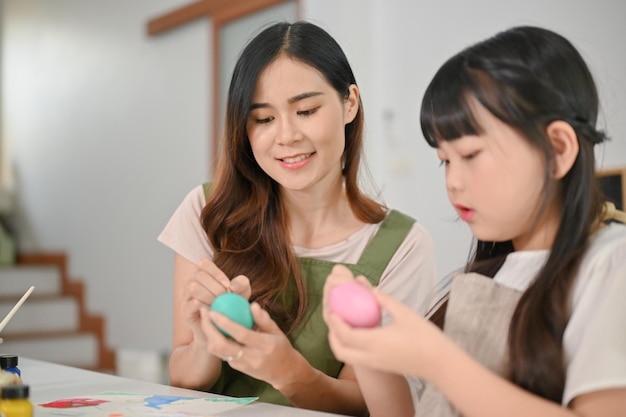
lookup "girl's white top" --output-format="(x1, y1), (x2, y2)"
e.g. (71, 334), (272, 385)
(494, 222), (626, 405)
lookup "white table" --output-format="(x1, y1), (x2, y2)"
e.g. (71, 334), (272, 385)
(19, 357), (347, 416)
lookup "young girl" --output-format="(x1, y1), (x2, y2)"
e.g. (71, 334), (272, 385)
(158, 21), (437, 415)
(323, 26), (626, 417)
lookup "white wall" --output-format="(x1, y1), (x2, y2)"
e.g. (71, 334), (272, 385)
(2, 0), (625, 353)
(2, 0), (210, 352)
(307, 0), (626, 281)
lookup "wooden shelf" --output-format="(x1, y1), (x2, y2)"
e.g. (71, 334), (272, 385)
(598, 168), (626, 210)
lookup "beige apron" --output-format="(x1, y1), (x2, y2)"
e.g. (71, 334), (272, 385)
(416, 202), (626, 416)
(415, 272), (523, 417)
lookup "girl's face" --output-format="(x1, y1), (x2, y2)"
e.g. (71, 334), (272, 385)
(436, 98), (559, 251)
(246, 55), (359, 193)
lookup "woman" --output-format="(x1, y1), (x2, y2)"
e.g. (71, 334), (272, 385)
(159, 21), (437, 415)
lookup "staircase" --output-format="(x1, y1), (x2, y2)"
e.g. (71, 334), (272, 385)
(0, 253), (116, 373)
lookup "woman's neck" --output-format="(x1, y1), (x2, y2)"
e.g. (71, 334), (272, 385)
(282, 180), (365, 249)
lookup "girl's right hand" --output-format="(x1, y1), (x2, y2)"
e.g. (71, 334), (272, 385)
(323, 265), (447, 381)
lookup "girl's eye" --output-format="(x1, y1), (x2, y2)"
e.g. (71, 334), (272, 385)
(438, 159), (449, 167)
(298, 107), (319, 117)
(462, 151), (480, 160)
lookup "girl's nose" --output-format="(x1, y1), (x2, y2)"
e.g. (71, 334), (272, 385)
(445, 163), (463, 193)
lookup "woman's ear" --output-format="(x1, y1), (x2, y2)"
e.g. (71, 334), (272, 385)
(546, 120), (579, 179)
(344, 84), (360, 124)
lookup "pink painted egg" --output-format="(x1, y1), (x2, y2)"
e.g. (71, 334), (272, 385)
(329, 282), (381, 328)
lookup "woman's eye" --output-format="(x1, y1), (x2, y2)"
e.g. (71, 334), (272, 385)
(255, 116), (274, 124)
(438, 159), (449, 167)
(298, 107), (319, 117)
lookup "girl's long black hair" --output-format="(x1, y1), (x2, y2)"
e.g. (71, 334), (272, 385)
(420, 26), (607, 402)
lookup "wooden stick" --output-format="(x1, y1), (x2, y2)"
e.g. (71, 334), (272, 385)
(0, 286), (35, 333)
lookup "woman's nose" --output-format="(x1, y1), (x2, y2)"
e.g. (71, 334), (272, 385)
(276, 116), (302, 145)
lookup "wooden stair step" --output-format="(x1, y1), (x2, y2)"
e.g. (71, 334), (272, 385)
(0, 266), (62, 297)
(0, 297), (79, 334)
(0, 332), (99, 369)
(7, 253), (117, 373)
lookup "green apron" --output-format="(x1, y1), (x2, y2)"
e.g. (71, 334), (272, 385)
(210, 208), (416, 406)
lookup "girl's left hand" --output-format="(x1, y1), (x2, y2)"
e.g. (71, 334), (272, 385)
(203, 302), (308, 388)
(323, 265), (448, 381)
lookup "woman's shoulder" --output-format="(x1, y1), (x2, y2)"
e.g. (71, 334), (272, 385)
(157, 184), (213, 263)
(389, 209), (435, 250)
(161, 184), (206, 226)
(385, 208), (417, 222)
(383, 208), (430, 236)
(179, 184), (207, 211)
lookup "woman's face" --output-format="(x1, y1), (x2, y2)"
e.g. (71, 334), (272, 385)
(246, 55), (359, 193)
(436, 98), (560, 251)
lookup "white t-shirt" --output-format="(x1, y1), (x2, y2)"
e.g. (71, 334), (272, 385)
(494, 222), (626, 405)
(158, 185), (438, 318)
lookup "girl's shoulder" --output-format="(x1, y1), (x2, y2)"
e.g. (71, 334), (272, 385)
(570, 222), (626, 308)
(583, 222), (626, 266)
(563, 223), (626, 404)
(495, 223), (626, 291)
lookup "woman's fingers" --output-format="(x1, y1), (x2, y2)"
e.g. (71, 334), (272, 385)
(185, 259), (232, 306)
(198, 258), (231, 288)
(229, 275), (252, 299)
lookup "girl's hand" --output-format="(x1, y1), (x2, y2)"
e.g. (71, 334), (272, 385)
(322, 264), (373, 317)
(324, 271), (448, 381)
(203, 302), (308, 389)
(323, 264), (372, 289)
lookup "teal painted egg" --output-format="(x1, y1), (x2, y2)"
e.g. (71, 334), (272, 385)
(210, 293), (254, 338)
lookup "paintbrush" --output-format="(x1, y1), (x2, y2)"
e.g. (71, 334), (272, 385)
(0, 286), (35, 335)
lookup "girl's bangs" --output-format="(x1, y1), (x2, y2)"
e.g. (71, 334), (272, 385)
(420, 57), (483, 147)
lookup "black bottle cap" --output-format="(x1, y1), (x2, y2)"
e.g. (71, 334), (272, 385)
(0, 355), (18, 368)
(0, 384), (29, 399)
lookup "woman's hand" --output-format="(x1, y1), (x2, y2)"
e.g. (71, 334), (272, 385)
(170, 255), (254, 389)
(204, 302), (310, 390)
(181, 258), (251, 339)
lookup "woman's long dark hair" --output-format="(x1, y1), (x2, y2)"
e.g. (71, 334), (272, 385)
(202, 21), (385, 334)
(420, 26), (607, 402)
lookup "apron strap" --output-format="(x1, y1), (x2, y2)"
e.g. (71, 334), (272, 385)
(202, 181), (214, 200)
(355, 210), (416, 284)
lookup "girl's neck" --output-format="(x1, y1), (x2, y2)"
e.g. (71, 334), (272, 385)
(512, 203), (561, 251)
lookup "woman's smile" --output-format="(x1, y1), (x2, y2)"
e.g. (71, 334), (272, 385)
(278, 152), (315, 169)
